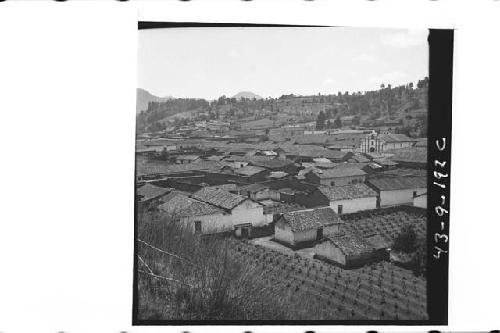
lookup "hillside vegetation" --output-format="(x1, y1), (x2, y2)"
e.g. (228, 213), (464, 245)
(136, 77), (428, 135)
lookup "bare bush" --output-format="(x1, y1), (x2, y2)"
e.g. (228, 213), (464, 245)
(136, 211), (290, 320)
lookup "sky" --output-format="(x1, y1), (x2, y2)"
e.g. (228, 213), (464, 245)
(138, 27), (428, 100)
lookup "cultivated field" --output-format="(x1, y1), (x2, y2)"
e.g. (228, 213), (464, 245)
(136, 211), (427, 321)
(227, 238), (428, 320)
(343, 208), (426, 243)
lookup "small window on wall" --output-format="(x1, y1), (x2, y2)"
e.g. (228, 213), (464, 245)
(338, 205), (343, 214)
(413, 191), (417, 198)
(330, 181), (335, 186)
(194, 221), (202, 233)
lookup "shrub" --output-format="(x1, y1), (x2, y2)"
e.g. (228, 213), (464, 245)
(392, 224), (417, 253)
(136, 212), (290, 320)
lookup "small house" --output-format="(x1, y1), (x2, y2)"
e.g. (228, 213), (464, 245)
(314, 231), (375, 268)
(274, 207), (343, 248)
(296, 183), (378, 214)
(159, 194), (226, 234)
(233, 165), (269, 183)
(368, 177), (427, 207)
(192, 187), (268, 237)
(304, 167), (367, 186)
(239, 183), (279, 201)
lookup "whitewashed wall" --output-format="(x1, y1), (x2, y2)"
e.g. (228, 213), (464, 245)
(180, 213), (230, 234)
(314, 241), (346, 265)
(413, 194), (427, 209)
(275, 221), (294, 244)
(329, 196), (377, 214)
(380, 187), (427, 206)
(293, 229), (318, 243)
(223, 199), (267, 227)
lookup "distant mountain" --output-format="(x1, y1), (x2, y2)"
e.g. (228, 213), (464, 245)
(136, 88), (173, 114)
(232, 91), (263, 100)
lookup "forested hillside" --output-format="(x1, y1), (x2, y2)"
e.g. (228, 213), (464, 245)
(136, 77), (428, 136)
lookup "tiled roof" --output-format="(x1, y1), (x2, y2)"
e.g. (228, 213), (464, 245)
(388, 147), (427, 164)
(136, 183), (170, 202)
(159, 194), (223, 217)
(136, 160), (223, 176)
(192, 187), (247, 210)
(317, 183), (378, 201)
(310, 166), (366, 179)
(368, 176), (427, 191)
(161, 190), (190, 203)
(325, 231), (373, 256)
(365, 234), (390, 250)
(280, 207), (343, 232)
(239, 183), (270, 193)
(233, 165), (267, 177)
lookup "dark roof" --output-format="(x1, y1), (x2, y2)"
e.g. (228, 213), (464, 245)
(239, 183), (270, 193)
(309, 167), (366, 179)
(248, 158), (294, 170)
(325, 231), (373, 256)
(373, 158), (398, 166)
(204, 183), (240, 192)
(233, 165), (267, 177)
(280, 207), (343, 232)
(317, 183), (378, 201)
(159, 194), (223, 217)
(379, 168), (426, 178)
(365, 234), (390, 250)
(137, 183), (170, 202)
(192, 187), (247, 210)
(388, 147), (427, 164)
(368, 177), (427, 191)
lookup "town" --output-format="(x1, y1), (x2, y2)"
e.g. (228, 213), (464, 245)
(136, 80), (429, 321)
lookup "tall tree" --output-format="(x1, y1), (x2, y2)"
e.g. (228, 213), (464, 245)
(316, 111), (326, 130)
(333, 116), (342, 128)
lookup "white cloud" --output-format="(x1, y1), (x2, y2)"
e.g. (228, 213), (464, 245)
(228, 49), (240, 58)
(323, 77), (336, 86)
(381, 30), (428, 49)
(354, 53), (376, 63)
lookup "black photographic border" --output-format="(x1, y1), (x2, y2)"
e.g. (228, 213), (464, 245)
(133, 22), (453, 326)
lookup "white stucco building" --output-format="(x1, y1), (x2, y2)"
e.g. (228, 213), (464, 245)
(368, 177), (427, 207)
(274, 207), (343, 248)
